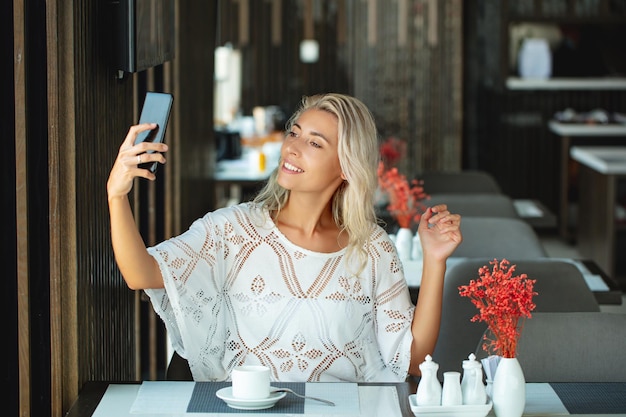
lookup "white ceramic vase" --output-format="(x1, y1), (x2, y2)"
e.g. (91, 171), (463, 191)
(518, 38), (552, 79)
(492, 357), (526, 417)
(395, 228), (413, 261)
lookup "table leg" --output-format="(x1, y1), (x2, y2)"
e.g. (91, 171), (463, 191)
(559, 135), (571, 240)
(577, 165), (616, 277)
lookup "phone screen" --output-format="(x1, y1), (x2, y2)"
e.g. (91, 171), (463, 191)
(134, 92), (174, 172)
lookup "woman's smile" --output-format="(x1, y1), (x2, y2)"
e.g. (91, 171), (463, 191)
(282, 160), (304, 173)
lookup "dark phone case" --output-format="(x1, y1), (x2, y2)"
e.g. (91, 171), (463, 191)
(134, 92), (173, 172)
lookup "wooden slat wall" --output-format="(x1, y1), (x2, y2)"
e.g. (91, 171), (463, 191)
(465, 0), (626, 214)
(70, 0), (137, 393)
(216, 0), (464, 174)
(13, 1), (460, 415)
(481, 88), (626, 213)
(10, 1), (214, 415)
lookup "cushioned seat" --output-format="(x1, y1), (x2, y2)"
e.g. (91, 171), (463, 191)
(427, 193), (519, 218)
(416, 170), (502, 194)
(478, 312), (626, 382)
(453, 217), (548, 259)
(432, 258), (600, 376)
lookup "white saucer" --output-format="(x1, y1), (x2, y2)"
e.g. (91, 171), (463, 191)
(216, 387), (287, 410)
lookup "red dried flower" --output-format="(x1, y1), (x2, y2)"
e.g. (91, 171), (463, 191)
(379, 137), (407, 169)
(458, 259), (537, 358)
(377, 161), (429, 229)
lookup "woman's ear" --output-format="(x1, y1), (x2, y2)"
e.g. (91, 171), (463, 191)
(341, 172), (347, 181)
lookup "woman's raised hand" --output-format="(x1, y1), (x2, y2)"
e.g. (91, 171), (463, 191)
(418, 204), (462, 262)
(107, 123), (168, 200)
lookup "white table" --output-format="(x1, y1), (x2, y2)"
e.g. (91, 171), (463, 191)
(548, 121), (626, 240)
(66, 381), (623, 416)
(570, 146), (626, 282)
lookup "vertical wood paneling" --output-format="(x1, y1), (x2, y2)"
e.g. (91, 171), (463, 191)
(3, 0), (19, 414)
(218, 0), (463, 173)
(46, 0), (78, 415)
(466, 0), (626, 214)
(14, 2), (30, 417)
(71, 0), (138, 393)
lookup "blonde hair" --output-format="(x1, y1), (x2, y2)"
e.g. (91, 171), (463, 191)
(254, 93), (379, 275)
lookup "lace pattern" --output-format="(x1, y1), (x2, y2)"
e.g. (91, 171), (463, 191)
(145, 202), (414, 382)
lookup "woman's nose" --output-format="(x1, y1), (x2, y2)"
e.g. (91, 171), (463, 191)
(283, 137), (300, 155)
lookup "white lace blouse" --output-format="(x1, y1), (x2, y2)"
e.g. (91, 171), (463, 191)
(145, 202), (414, 382)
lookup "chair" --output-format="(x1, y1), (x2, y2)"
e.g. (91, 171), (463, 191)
(432, 258), (601, 377)
(416, 170), (502, 194)
(166, 351), (193, 381)
(478, 312), (626, 382)
(453, 217), (548, 259)
(427, 193), (520, 218)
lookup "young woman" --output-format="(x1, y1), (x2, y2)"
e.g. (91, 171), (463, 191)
(107, 93), (462, 382)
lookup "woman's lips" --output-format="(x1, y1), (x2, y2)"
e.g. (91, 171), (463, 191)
(283, 161), (304, 173)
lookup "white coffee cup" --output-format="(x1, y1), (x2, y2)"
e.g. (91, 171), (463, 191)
(231, 365), (271, 399)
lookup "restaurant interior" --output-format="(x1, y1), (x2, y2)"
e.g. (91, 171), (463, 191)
(5, 0), (626, 416)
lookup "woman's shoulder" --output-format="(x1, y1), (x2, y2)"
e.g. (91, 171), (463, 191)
(200, 202), (269, 227)
(370, 222), (393, 241)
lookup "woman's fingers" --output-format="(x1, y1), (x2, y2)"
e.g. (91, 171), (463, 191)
(108, 124), (170, 198)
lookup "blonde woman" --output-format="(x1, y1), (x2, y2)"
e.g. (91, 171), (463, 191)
(107, 93), (462, 382)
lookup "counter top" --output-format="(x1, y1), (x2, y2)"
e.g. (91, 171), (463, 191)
(214, 159), (274, 182)
(570, 146), (626, 174)
(507, 77), (626, 90)
(549, 121), (626, 136)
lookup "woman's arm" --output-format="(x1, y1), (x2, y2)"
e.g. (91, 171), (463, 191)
(408, 205), (462, 375)
(107, 123), (169, 290)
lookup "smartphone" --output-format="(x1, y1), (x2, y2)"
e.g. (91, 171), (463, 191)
(134, 92), (174, 173)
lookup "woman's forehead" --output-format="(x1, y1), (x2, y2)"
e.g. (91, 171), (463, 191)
(295, 109), (338, 138)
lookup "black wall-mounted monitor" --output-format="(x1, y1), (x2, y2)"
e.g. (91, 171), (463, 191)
(112, 0), (175, 74)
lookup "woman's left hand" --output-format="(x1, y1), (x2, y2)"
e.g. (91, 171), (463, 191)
(417, 204), (462, 262)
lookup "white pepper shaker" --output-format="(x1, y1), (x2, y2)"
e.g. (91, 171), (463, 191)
(415, 354), (442, 406)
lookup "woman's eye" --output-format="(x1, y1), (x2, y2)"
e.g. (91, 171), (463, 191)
(310, 141), (321, 148)
(288, 131), (298, 138)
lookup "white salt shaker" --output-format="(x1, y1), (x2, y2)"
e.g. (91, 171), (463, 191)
(415, 354), (442, 406)
(461, 353), (488, 405)
(441, 371), (463, 406)
(411, 232), (423, 260)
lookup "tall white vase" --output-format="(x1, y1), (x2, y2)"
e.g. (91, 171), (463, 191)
(518, 38), (552, 79)
(395, 228), (413, 262)
(492, 357), (526, 417)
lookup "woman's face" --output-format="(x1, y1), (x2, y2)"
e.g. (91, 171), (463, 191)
(277, 108), (345, 195)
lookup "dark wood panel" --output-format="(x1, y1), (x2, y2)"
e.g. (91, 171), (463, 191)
(216, 0), (463, 174)
(478, 88), (626, 216)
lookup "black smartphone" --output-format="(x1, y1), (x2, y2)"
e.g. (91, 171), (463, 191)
(134, 92), (174, 173)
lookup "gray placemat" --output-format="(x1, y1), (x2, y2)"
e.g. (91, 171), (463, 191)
(187, 382), (305, 414)
(550, 382), (626, 414)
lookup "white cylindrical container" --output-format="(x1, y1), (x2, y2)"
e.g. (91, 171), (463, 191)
(441, 371), (463, 406)
(518, 38), (552, 79)
(394, 228), (413, 262)
(411, 232), (422, 260)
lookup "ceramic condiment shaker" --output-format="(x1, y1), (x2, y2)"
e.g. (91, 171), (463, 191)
(442, 371), (463, 406)
(415, 354), (442, 406)
(461, 353), (488, 405)
(411, 232), (423, 260)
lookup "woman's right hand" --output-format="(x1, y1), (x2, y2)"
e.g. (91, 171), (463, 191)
(107, 123), (169, 200)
